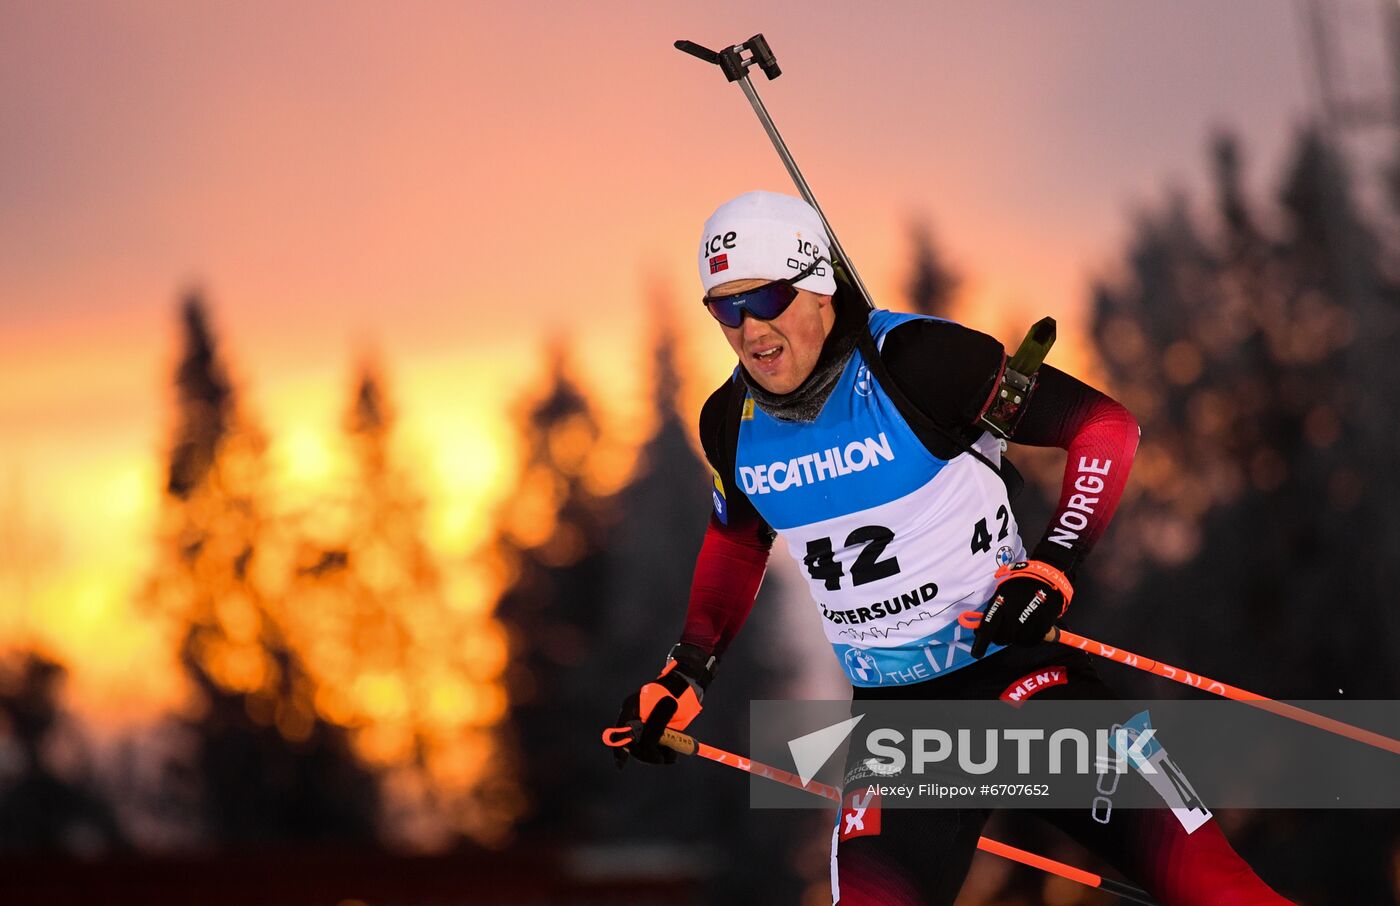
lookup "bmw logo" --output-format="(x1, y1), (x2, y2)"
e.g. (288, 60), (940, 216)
(843, 647), (884, 684)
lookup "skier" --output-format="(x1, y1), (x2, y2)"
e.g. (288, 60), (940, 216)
(613, 190), (1291, 905)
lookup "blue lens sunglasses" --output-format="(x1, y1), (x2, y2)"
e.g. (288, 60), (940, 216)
(702, 257), (829, 328)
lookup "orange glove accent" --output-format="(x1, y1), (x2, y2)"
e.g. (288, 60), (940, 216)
(639, 660), (704, 731)
(993, 559), (1074, 615)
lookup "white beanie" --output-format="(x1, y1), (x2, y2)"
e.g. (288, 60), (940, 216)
(697, 190), (837, 296)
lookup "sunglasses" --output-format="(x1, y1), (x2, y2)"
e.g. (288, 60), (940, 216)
(702, 257), (829, 328)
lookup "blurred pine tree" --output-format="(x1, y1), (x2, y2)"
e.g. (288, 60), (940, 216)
(904, 220), (960, 318)
(1086, 129), (1395, 699)
(285, 361), (520, 849)
(1080, 129), (1400, 903)
(142, 292), (379, 846)
(488, 289), (807, 898)
(489, 342), (613, 842)
(0, 653), (126, 855)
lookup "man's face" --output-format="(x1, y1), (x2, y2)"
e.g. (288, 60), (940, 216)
(710, 279), (836, 394)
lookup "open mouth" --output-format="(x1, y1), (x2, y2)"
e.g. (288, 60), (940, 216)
(751, 344), (783, 367)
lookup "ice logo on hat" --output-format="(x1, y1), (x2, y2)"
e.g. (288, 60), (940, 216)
(698, 190), (838, 297)
(792, 235), (822, 265)
(702, 230), (738, 258)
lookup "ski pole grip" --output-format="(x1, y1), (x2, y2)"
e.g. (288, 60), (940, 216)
(659, 727), (698, 756)
(600, 723), (698, 755)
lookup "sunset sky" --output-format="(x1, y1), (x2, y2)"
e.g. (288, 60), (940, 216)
(1, 2), (1319, 722)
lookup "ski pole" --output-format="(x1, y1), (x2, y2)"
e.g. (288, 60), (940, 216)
(602, 724), (1159, 905)
(606, 722), (842, 800)
(675, 34), (876, 311)
(958, 611), (1400, 757)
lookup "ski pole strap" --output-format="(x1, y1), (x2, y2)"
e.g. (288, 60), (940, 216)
(958, 610), (1059, 643)
(995, 559), (1074, 610)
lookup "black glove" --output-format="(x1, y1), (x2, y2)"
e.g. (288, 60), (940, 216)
(611, 643), (717, 768)
(970, 560), (1074, 658)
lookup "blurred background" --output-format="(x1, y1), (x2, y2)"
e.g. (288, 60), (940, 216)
(2, 1), (1399, 903)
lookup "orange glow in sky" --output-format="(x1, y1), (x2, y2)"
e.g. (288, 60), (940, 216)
(2, 2), (1312, 741)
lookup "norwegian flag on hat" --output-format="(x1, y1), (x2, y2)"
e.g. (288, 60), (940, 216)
(697, 191), (836, 296)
